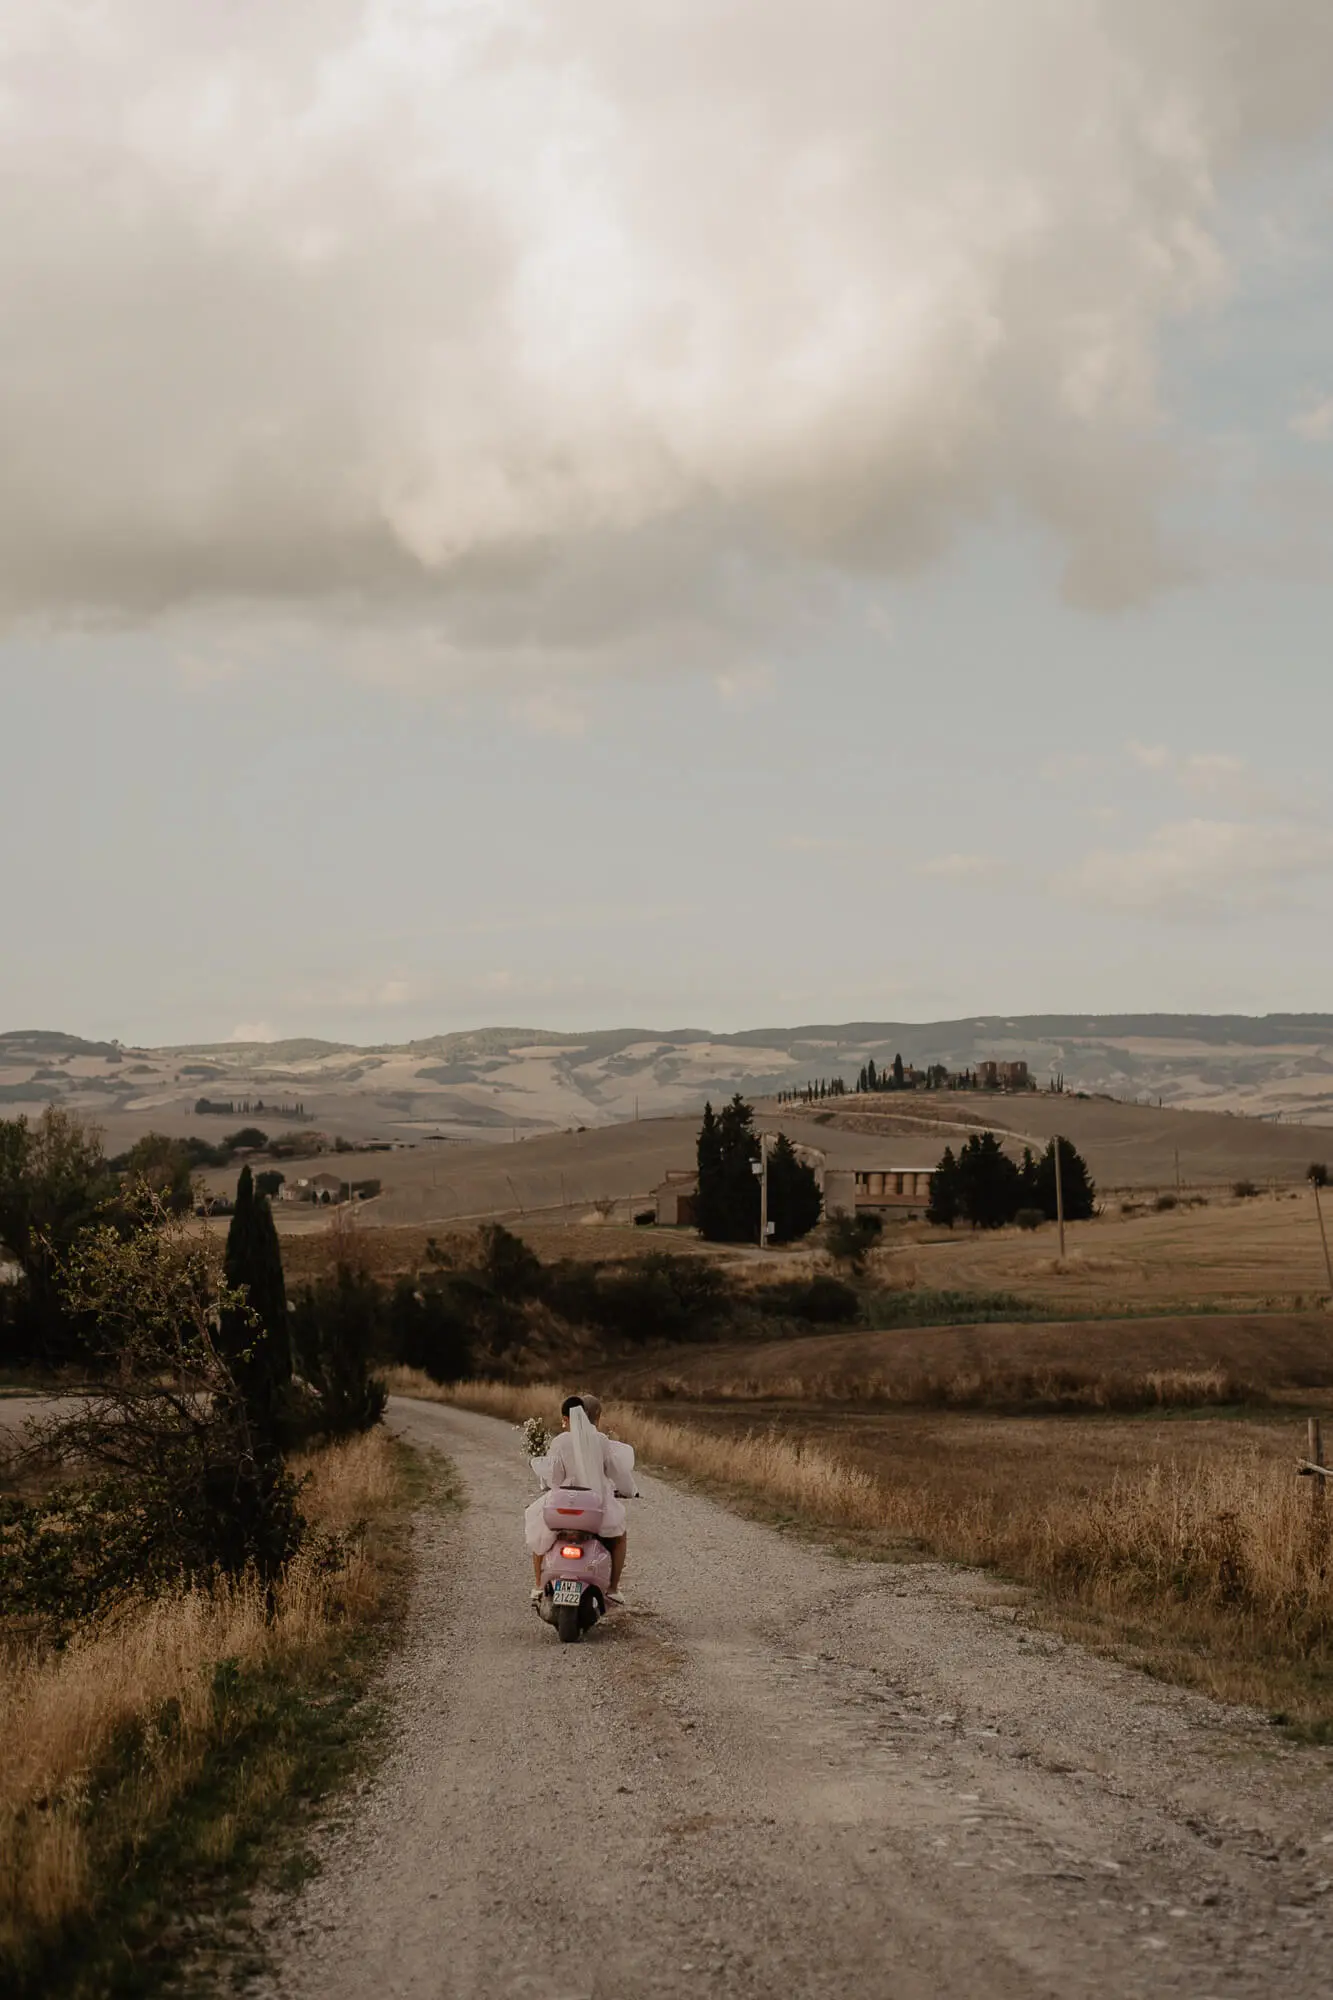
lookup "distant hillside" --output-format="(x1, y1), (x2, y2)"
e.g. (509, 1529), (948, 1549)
(1, 1014), (1331, 1146)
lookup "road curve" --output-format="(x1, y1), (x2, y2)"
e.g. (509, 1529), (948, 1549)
(251, 1397), (1333, 1999)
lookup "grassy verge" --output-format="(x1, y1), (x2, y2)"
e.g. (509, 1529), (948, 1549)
(1, 1427), (424, 1999)
(407, 1372), (1333, 1735)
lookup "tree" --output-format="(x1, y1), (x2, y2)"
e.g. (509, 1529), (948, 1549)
(1309, 1163), (1329, 1189)
(696, 1095), (760, 1242)
(0, 1108), (117, 1364)
(291, 1264), (387, 1437)
(866, 1058), (878, 1093)
(766, 1134), (822, 1243)
(219, 1165), (293, 1447)
(893, 1051), (905, 1089)
(256, 1168), (285, 1198)
(1024, 1137), (1096, 1222)
(955, 1132), (1023, 1229)
(121, 1132), (195, 1213)
(388, 1277), (473, 1384)
(9, 1203), (304, 1624)
(927, 1146), (961, 1227)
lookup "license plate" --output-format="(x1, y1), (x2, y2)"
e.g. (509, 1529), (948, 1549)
(551, 1579), (582, 1607)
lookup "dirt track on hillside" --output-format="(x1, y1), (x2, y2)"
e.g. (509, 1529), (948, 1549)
(249, 1399), (1333, 1999)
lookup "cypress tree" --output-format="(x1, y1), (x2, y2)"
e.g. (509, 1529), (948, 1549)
(766, 1134), (822, 1243)
(893, 1051), (905, 1088)
(220, 1165), (293, 1445)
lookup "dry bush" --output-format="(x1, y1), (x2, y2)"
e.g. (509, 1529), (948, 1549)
(0, 1427), (401, 1966)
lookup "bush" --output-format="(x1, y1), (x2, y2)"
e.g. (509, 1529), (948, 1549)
(1014, 1207), (1044, 1231)
(387, 1277), (473, 1384)
(3, 1207), (305, 1627)
(552, 1253), (732, 1344)
(223, 1127), (269, 1152)
(754, 1274), (860, 1324)
(1309, 1163), (1329, 1189)
(255, 1169), (285, 1198)
(825, 1211), (883, 1267)
(291, 1266), (388, 1437)
(1233, 1179), (1259, 1199)
(1154, 1193), (1178, 1212)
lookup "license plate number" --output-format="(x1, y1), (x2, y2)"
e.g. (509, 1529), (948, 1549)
(551, 1580), (582, 1606)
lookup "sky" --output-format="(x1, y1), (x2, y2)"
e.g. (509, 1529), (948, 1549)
(2, 0), (1333, 1047)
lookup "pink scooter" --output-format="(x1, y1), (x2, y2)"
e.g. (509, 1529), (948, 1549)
(535, 1486), (613, 1643)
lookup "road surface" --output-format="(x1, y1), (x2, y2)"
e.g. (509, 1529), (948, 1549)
(244, 1398), (1332, 1995)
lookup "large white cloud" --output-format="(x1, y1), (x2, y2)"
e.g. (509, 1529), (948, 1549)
(2, 0), (1332, 642)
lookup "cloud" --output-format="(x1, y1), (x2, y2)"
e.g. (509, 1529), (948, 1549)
(1292, 396), (1333, 441)
(3, 1), (1332, 650)
(229, 1021), (280, 1043)
(918, 852), (1003, 880)
(1060, 817), (1333, 916)
(1126, 742), (1255, 802)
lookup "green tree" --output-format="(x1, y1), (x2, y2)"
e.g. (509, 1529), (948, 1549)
(766, 1134), (823, 1243)
(1025, 1137), (1096, 1222)
(893, 1051), (905, 1088)
(291, 1265), (387, 1437)
(121, 1132), (195, 1213)
(825, 1209), (882, 1268)
(927, 1146), (961, 1227)
(696, 1095), (761, 1242)
(219, 1166), (293, 1447)
(255, 1168), (285, 1198)
(955, 1132), (1023, 1229)
(0, 1108), (117, 1364)
(866, 1058), (878, 1093)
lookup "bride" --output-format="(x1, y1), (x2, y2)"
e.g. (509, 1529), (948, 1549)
(526, 1393), (636, 1606)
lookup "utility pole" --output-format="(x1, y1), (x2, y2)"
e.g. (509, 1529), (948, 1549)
(1054, 1134), (1066, 1264)
(1315, 1177), (1333, 1294)
(753, 1135), (770, 1250)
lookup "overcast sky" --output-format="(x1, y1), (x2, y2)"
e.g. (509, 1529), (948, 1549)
(3, 1), (1332, 1046)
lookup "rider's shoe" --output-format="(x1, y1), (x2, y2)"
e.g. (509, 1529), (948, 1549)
(530, 1587), (542, 1604)
(606, 1589), (625, 1607)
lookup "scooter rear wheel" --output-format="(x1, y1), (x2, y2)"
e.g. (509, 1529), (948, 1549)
(556, 1605), (581, 1644)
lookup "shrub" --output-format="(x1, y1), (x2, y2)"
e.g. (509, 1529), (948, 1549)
(1154, 1192), (1178, 1212)
(1014, 1207), (1044, 1231)
(1309, 1163), (1329, 1189)
(223, 1127), (269, 1152)
(387, 1277), (473, 1384)
(1233, 1179), (1259, 1199)
(825, 1211), (883, 1267)
(255, 1168), (285, 1198)
(291, 1266), (388, 1437)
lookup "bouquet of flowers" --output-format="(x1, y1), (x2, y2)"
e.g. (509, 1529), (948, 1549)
(518, 1414), (553, 1458)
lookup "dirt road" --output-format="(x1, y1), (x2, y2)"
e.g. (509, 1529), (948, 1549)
(252, 1398), (1333, 1998)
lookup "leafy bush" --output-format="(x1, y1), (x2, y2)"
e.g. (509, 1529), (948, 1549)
(3, 1207), (304, 1627)
(1309, 1164), (1329, 1189)
(291, 1266), (388, 1437)
(1015, 1207), (1045, 1231)
(1233, 1179), (1259, 1199)
(223, 1127), (269, 1151)
(860, 1287), (1033, 1330)
(825, 1211), (883, 1267)
(387, 1277), (473, 1384)
(1154, 1193), (1178, 1212)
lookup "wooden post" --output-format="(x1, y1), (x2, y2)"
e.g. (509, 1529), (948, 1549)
(1314, 1180), (1333, 1294)
(1054, 1135), (1066, 1264)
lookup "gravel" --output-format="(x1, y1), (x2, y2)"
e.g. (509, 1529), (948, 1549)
(247, 1396), (1333, 1998)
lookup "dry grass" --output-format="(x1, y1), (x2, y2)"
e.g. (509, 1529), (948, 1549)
(416, 1375), (1333, 1728)
(0, 1426), (403, 1976)
(629, 1364), (1263, 1413)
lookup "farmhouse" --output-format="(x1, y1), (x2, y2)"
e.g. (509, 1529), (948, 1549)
(653, 1171), (699, 1227)
(279, 1171), (348, 1206)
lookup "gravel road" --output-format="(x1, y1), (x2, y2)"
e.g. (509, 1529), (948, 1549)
(246, 1397), (1333, 1998)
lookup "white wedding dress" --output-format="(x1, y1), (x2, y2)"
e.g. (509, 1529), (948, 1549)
(524, 1408), (637, 1555)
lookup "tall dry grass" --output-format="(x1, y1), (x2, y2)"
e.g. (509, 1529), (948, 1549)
(415, 1376), (1333, 1716)
(625, 1364), (1262, 1413)
(0, 1427), (402, 1966)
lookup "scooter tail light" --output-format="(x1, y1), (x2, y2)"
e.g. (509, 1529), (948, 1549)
(559, 1544), (584, 1560)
